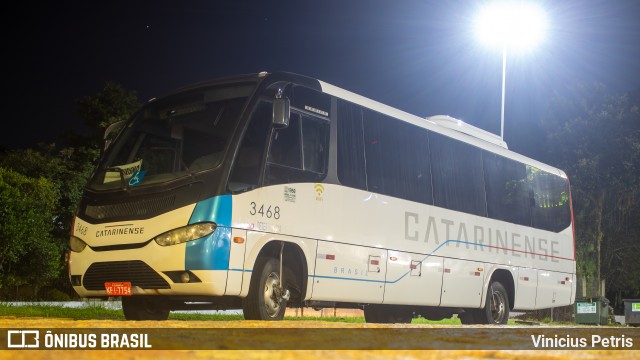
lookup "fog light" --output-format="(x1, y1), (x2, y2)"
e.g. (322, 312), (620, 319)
(180, 272), (191, 283)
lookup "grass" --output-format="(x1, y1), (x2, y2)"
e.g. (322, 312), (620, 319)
(0, 303), (244, 321)
(0, 302), (124, 320)
(0, 303), (537, 325)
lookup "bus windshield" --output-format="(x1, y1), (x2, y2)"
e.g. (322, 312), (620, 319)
(87, 83), (255, 190)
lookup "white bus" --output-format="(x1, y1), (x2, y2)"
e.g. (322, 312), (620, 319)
(68, 71), (576, 323)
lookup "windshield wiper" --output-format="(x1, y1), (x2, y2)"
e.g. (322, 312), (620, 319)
(104, 167), (128, 189)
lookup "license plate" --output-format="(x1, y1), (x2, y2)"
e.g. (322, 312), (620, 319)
(105, 282), (132, 296)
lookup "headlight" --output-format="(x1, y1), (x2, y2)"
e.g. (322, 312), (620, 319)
(69, 236), (87, 252)
(154, 222), (216, 246)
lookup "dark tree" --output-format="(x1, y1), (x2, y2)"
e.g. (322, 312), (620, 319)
(541, 83), (640, 301)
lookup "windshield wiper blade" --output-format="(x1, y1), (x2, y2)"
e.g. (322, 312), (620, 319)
(104, 167), (128, 189)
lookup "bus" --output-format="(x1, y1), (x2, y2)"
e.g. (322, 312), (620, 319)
(68, 71), (576, 323)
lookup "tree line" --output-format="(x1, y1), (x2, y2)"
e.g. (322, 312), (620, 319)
(0, 81), (638, 306)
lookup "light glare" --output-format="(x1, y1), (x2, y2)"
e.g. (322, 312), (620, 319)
(475, 2), (547, 50)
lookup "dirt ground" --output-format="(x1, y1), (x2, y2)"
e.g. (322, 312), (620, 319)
(1, 317), (638, 360)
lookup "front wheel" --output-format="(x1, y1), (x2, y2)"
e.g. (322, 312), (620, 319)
(243, 257), (288, 320)
(121, 296), (170, 320)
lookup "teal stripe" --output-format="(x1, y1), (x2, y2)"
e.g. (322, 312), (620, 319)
(185, 196), (232, 270)
(312, 239), (470, 285)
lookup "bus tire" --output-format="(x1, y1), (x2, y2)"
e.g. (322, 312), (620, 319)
(242, 257), (287, 320)
(121, 296), (169, 321)
(479, 281), (510, 324)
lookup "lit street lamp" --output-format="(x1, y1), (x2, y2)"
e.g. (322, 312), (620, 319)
(474, 2), (547, 140)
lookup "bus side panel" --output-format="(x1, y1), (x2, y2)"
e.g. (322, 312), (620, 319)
(514, 267), (538, 310)
(535, 270), (574, 309)
(225, 228), (247, 296)
(383, 250), (443, 306)
(239, 231), (318, 299)
(310, 241), (386, 303)
(440, 258), (484, 308)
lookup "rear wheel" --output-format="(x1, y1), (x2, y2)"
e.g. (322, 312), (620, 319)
(475, 281), (510, 324)
(484, 281), (510, 324)
(243, 257), (288, 320)
(121, 296), (170, 320)
(460, 281), (510, 325)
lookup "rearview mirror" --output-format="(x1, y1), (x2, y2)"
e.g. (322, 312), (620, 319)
(272, 97), (290, 128)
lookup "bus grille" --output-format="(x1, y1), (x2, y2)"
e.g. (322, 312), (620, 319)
(82, 260), (170, 290)
(84, 195), (176, 220)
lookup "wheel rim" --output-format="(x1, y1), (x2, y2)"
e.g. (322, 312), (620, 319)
(490, 288), (506, 323)
(263, 272), (281, 318)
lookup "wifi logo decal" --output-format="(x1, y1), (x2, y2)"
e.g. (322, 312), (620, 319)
(314, 184), (325, 201)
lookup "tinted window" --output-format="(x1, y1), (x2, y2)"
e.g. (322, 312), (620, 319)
(337, 100), (367, 190)
(265, 113), (329, 185)
(483, 152), (531, 226)
(429, 132), (486, 216)
(228, 101), (271, 193)
(302, 119), (327, 173)
(268, 114), (302, 169)
(363, 110), (433, 204)
(338, 98), (572, 233)
(528, 167), (571, 232)
(91, 88), (249, 190)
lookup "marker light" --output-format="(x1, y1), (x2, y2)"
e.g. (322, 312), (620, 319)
(154, 222), (216, 246)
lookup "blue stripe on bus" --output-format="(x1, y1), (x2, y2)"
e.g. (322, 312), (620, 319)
(310, 238), (570, 284)
(230, 268), (252, 273)
(310, 239), (490, 284)
(188, 231), (569, 282)
(185, 196), (232, 270)
(310, 275), (386, 283)
(185, 226), (231, 270)
(188, 195), (232, 227)
(384, 239), (466, 284)
(220, 239), (471, 281)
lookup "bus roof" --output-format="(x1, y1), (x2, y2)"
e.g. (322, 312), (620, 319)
(315, 76), (565, 178)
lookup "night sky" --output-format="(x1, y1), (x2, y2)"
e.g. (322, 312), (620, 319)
(4, 0), (640, 161)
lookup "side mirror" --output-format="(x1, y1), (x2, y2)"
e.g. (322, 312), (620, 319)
(103, 120), (126, 150)
(272, 97), (290, 128)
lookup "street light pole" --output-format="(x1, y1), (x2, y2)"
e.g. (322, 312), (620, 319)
(474, 2), (546, 141)
(500, 45), (506, 140)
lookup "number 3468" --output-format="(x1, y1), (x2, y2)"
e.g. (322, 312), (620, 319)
(249, 202), (281, 219)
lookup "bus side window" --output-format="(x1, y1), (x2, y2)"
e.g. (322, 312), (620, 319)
(483, 152), (531, 226)
(268, 113), (303, 168)
(362, 109), (432, 205)
(337, 99), (367, 190)
(429, 132), (486, 217)
(265, 113), (328, 185)
(528, 167), (571, 232)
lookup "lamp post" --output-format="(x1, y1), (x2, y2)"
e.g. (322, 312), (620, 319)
(474, 2), (546, 140)
(500, 45), (507, 140)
